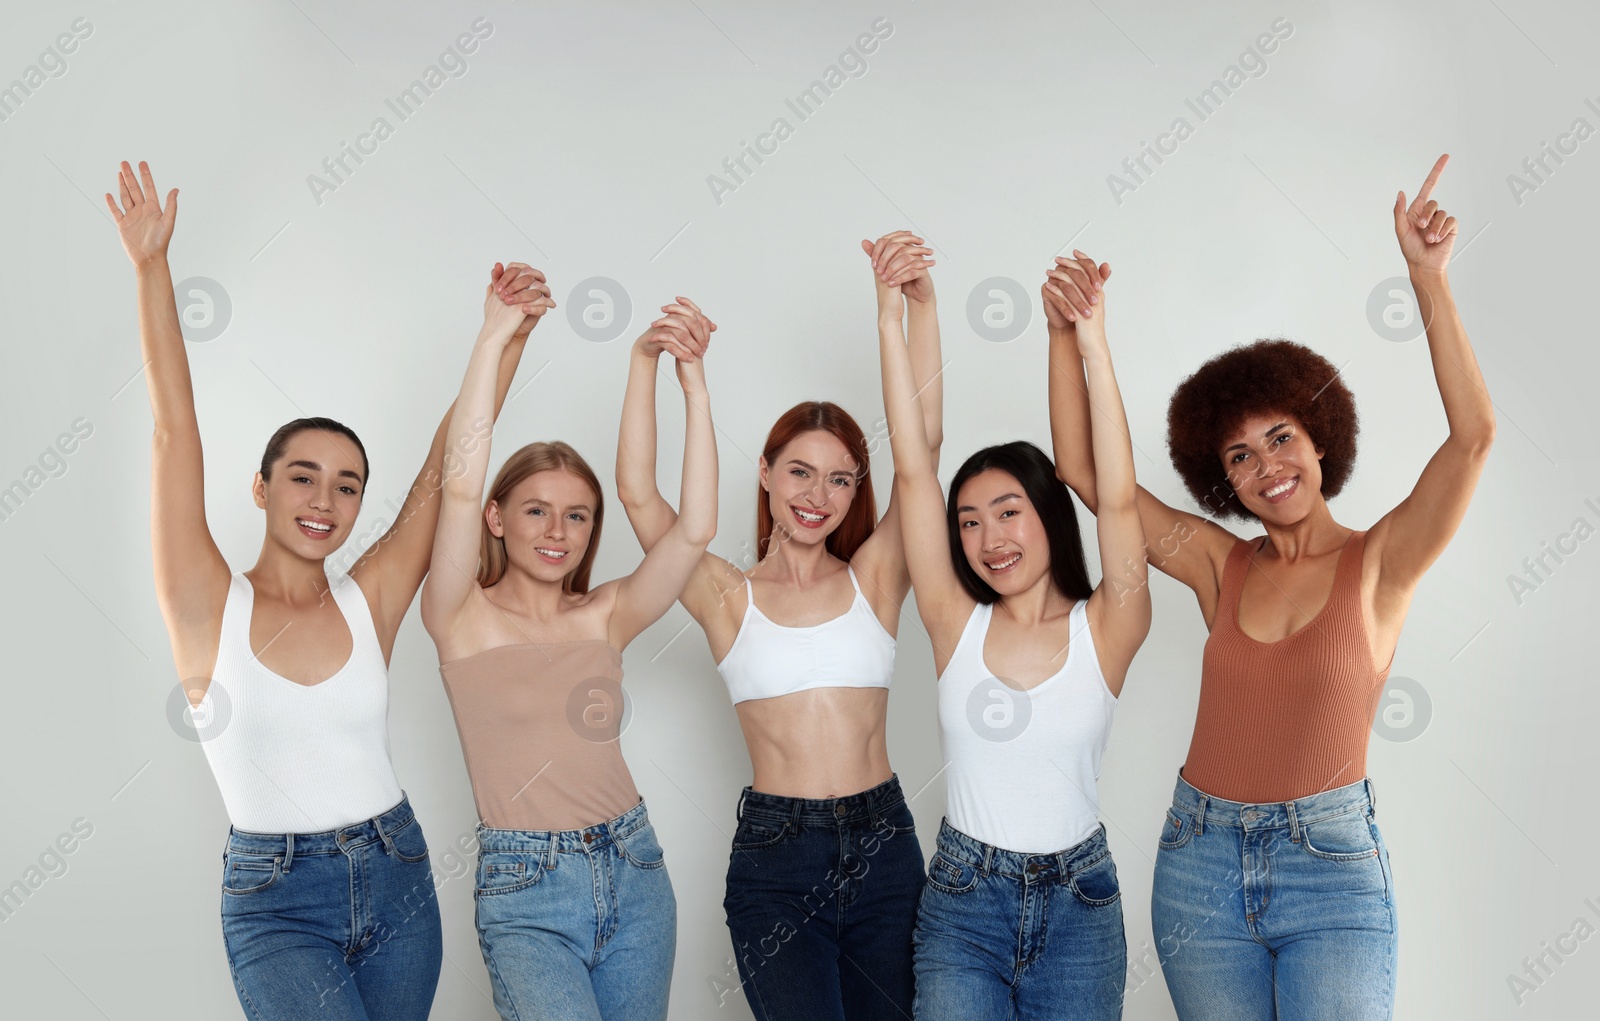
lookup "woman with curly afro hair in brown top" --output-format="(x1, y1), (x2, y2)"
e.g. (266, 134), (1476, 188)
(1046, 155), (1494, 1019)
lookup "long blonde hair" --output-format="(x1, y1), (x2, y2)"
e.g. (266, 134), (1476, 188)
(478, 441), (604, 594)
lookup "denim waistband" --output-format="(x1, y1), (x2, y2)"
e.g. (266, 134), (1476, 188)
(1171, 772), (1376, 835)
(737, 774), (907, 828)
(476, 798), (651, 855)
(934, 818), (1110, 881)
(225, 793), (416, 868)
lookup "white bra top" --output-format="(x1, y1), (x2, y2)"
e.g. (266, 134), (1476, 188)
(936, 598), (1117, 853)
(196, 571), (404, 833)
(714, 565), (896, 704)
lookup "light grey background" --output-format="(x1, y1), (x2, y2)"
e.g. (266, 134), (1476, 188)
(1, 0), (1595, 1017)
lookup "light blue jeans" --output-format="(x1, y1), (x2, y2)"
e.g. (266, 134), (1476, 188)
(913, 819), (1126, 1019)
(1151, 773), (1398, 1020)
(474, 799), (676, 1021)
(220, 793), (442, 1020)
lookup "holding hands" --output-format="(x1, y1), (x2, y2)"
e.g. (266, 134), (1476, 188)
(635, 296), (717, 388)
(862, 230), (936, 320)
(484, 262), (554, 341)
(1042, 249), (1113, 353)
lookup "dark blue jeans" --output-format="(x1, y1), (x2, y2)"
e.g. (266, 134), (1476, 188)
(220, 794), (442, 1020)
(723, 774), (925, 1020)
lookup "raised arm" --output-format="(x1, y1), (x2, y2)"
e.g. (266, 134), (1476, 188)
(419, 274), (553, 640)
(874, 250), (973, 660)
(1045, 253), (1234, 606)
(1366, 154), (1495, 601)
(1042, 255), (1149, 694)
(350, 263), (545, 654)
(108, 161), (230, 663)
(607, 331), (720, 650)
(852, 231), (944, 614)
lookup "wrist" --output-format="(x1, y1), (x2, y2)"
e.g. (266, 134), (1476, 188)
(1407, 266), (1450, 287)
(133, 253), (173, 277)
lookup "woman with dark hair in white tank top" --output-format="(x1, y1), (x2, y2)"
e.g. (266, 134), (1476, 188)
(615, 231), (945, 1020)
(421, 292), (719, 1021)
(877, 247), (1152, 1019)
(109, 160), (541, 1020)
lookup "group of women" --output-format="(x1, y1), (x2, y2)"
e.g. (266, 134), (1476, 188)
(110, 153), (1492, 1021)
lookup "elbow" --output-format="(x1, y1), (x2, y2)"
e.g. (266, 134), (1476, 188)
(1454, 414), (1497, 464)
(677, 515), (717, 549)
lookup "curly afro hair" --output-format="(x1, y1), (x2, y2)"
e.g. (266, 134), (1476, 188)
(1166, 339), (1358, 521)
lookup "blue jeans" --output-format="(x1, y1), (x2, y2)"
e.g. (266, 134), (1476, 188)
(474, 799), (676, 1021)
(220, 793), (442, 1020)
(1150, 773), (1398, 1020)
(913, 819), (1126, 1019)
(722, 774), (925, 1020)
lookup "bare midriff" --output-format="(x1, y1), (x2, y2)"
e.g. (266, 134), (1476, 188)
(736, 687), (893, 798)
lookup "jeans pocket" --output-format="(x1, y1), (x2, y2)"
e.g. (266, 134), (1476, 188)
(1299, 811), (1381, 862)
(618, 825), (667, 870)
(1069, 852), (1122, 907)
(926, 851), (980, 895)
(387, 817), (431, 864)
(222, 853), (281, 896)
(731, 815), (791, 852)
(1157, 808), (1193, 850)
(476, 853), (546, 897)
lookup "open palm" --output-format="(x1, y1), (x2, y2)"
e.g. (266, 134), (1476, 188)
(105, 160), (177, 267)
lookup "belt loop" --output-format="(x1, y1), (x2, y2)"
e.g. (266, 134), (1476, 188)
(1365, 777), (1377, 814)
(1286, 801), (1301, 843)
(1057, 851), (1069, 880)
(544, 836), (558, 870)
(374, 810), (397, 856)
(736, 788), (748, 822)
(1195, 795), (1208, 837)
(981, 843), (994, 877)
(283, 832), (294, 872)
(789, 799), (802, 835)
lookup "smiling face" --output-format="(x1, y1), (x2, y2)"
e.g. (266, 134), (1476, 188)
(954, 468), (1052, 597)
(759, 429), (861, 549)
(487, 469), (598, 585)
(254, 429), (365, 558)
(1219, 412), (1327, 525)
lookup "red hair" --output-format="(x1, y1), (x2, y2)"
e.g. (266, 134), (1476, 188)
(757, 402), (877, 562)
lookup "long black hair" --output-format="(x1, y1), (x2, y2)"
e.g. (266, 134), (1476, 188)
(945, 441), (1093, 604)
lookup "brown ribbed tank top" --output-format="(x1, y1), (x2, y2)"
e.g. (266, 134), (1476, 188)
(1181, 530), (1391, 804)
(439, 641), (640, 832)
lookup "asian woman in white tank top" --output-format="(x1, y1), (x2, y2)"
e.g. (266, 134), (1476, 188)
(614, 231), (946, 1020)
(876, 246), (1153, 1020)
(110, 160), (541, 1021)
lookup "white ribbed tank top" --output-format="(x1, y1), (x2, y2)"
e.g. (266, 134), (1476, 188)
(936, 598), (1117, 853)
(196, 571), (404, 833)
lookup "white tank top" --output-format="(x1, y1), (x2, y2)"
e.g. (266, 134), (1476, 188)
(937, 598), (1117, 853)
(715, 566), (895, 704)
(196, 571), (404, 833)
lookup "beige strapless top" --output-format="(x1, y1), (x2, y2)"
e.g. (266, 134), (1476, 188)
(440, 641), (639, 832)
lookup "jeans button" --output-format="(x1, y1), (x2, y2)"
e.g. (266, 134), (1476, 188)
(835, 805), (848, 817)
(583, 833), (594, 843)
(1027, 862), (1039, 875)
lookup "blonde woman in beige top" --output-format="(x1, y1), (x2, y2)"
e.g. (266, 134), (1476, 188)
(421, 286), (719, 1021)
